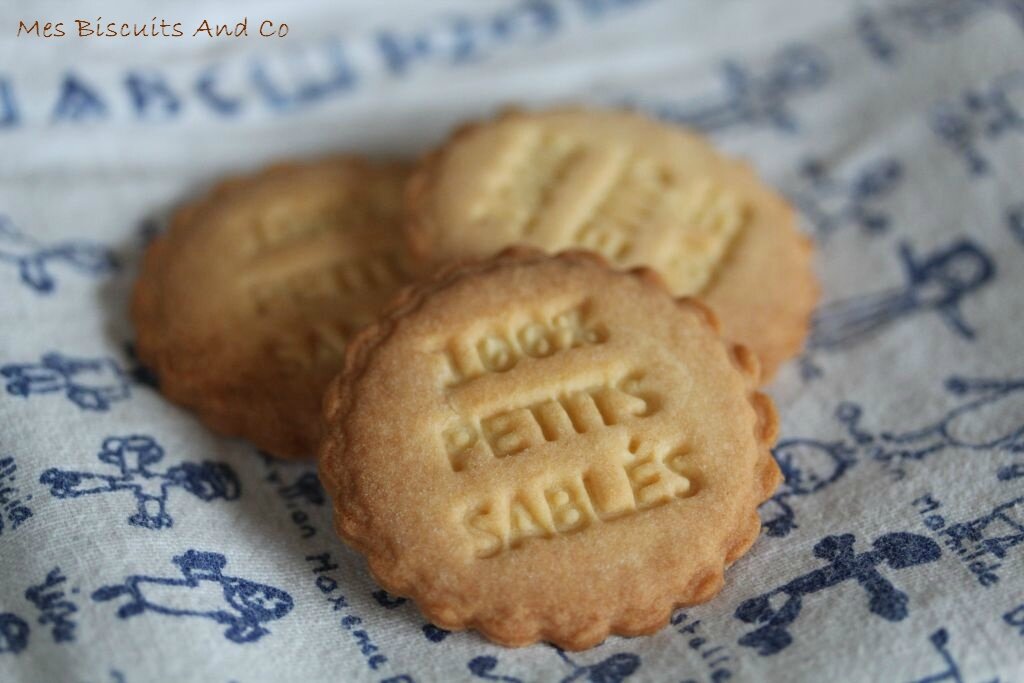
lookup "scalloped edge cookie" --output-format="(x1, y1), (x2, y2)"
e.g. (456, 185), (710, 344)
(404, 107), (818, 381)
(132, 156), (411, 458)
(319, 246), (781, 649)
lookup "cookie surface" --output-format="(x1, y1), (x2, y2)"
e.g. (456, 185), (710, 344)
(405, 108), (817, 379)
(319, 248), (780, 649)
(132, 157), (412, 458)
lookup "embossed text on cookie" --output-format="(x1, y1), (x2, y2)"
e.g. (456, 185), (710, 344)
(442, 369), (658, 470)
(464, 438), (696, 558)
(467, 134), (747, 293)
(438, 301), (608, 387)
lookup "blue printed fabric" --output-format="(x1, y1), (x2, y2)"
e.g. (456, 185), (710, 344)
(1, 1), (1023, 681)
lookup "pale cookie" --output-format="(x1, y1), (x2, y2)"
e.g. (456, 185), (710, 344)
(319, 248), (781, 650)
(132, 157), (413, 458)
(405, 108), (818, 379)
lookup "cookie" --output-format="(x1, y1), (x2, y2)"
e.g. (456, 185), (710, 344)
(405, 107), (818, 379)
(132, 157), (413, 459)
(319, 248), (780, 649)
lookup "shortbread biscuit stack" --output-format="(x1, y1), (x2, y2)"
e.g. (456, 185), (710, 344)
(132, 108), (817, 649)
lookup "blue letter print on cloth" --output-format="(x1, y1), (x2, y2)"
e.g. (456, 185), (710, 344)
(25, 567), (78, 644)
(941, 496), (1024, 570)
(801, 237), (995, 379)
(0, 613), (29, 656)
(626, 43), (828, 134)
(370, 590), (452, 643)
(914, 493), (1024, 588)
(2, 352), (131, 411)
(791, 156), (903, 241)
(930, 69), (1024, 176)
(0, 455), (34, 536)
(735, 531), (941, 655)
(469, 647), (640, 683)
(92, 550), (293, 643)
(0, 215), (117, 294)
(857, 0), (1024, 64)
(40, 435), (240, 530)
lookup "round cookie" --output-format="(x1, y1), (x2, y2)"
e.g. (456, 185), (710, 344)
(405, 107), (818, 379)
(132, 157), (413, 459)
(319, 248), (781, 649)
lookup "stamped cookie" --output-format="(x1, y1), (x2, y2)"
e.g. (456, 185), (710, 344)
(405, 108), (817, 379)
(319, 248), (781, 649)
(132, 157), (412, 458)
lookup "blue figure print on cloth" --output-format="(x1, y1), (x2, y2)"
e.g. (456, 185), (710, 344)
(92, 550), (293, 643)
(0, 456), (33, 536)
(40, 435), (241, 530)
(2, 352), (131, 411)
(764, 377), (1024, 536)
(469, 648), (640, 683)
(0, 612), (29, 655)
(628, 44), (828, 134)
(735, 531), (941, 656)
(371, 589), (452, 643)
(909, 628), (1001, 683)
(763, 431), (859, 538)
(25, 567), (78, 644)
(1008, 203), (1024, 247)
(930, 70), (1024, 176)
(791, 157), (903, 241)
(878, 376), (1024, 478)
(0, 215), (117, 293)
(801, 237), (995, 380)
(858, 0), (1024, 64)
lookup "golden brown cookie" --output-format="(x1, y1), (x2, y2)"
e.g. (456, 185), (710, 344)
(319, 248), (781, 649)
(405, 107), (818, 379)
(132, 157), (413, 458)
